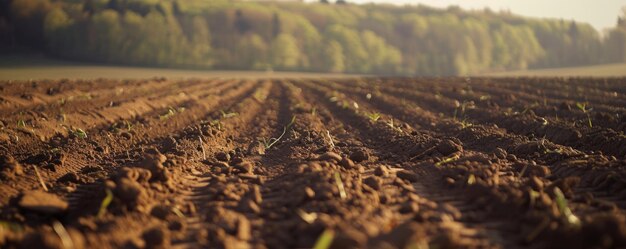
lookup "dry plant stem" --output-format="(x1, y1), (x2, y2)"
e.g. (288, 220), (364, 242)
(33, 165), (48, 191)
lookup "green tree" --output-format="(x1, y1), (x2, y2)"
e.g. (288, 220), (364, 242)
(270, 33), (301, 70)
(43, 7), (71, 53)
(325, 24), (368, 72)
(322, 40), (345, 73)
(188, 16), (212, 67)
(235, 34), (269, 69)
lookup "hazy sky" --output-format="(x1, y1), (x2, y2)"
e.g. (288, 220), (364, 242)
(332, 0), (625, 31)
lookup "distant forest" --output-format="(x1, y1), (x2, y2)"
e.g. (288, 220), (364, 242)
(1, 0), (626, 75)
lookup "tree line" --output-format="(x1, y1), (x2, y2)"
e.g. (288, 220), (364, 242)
(1, 0), (625, 75)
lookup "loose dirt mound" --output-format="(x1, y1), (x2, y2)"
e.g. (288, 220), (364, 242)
(0, 77), (625, 249)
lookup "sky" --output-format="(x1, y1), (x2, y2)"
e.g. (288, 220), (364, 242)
(329, 0), (626, 31)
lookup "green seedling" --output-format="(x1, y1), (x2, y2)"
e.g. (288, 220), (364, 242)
(435, 154), (460, 167)
(334, 172), (347, 200)
(341, 101), (349, 109)
(17, 120), (26, 128)
(261, 116), (296, 149)
(160, 107), (177, 120)
(386, 118), (395, 129)
(460, 118), (473, 129)
(575, 102), (593, 128)
(454, 100), (475, 119)
(312, 229), (335, 249)
(73, 128), (87, 139)
(366, 112), (381, 122)
(554, 187), (580, 227)
(79, 93), (93, 100)
(253, 90), (267, 102)
(220, 110), (238, 118)
(575, 102), (589, 112)
(97, 189), (114, 218)
(213, 120), (223, 131)
(528, 189), (540, 208)
(125, 120), (133, 131)
(522, 102), (540, 115)
(0, 221), (24, 232)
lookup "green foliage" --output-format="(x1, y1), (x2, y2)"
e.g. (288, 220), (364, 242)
(160, 107), (177, 120)
(8, 0), (625, 75)
(366, 112), (381, 122)
(97, 189), (113, 218)
(17, 120), (26, 128)
(553, 187), (581, 227)
(270, 33), (301, 70)
(261, 116), (296, 149)
(435, 154), (460, 167)
(313, 229), (335, 249)
(73, 128), (87, 139)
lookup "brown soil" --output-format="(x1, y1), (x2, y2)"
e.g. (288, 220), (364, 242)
(1, 77), (625, 249)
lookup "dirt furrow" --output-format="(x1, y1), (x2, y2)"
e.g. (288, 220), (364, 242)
(295, 80), (519, 248)
(326, 79), (626, 210)
(0, 80), (259, 204)
(0, 78), (150, 111)
(2, 77), (626, 249)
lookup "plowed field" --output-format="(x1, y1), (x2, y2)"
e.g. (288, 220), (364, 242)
(1, 77), (625, 249)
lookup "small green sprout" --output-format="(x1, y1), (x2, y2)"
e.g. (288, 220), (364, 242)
(159, 107), (177, 120)
(73, 128), (87, 139)
(453, 101), (475, 120)
(313, 229), (335, 249)
(98, 189), (114, 218)
(253, 90), (267, 102)
(575, 102), (592, 128)
(554, 187), (580, 227)
(220, 110), (238, 118)
(262, 116), (296, 149)
(460, 118), (473, 129)
(366, 112), (381, 122)
(435, 154), (460, 167)
(17, 120), (26, 128)
(575, 102), (589, 112)
(0, 221), (24, 232)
